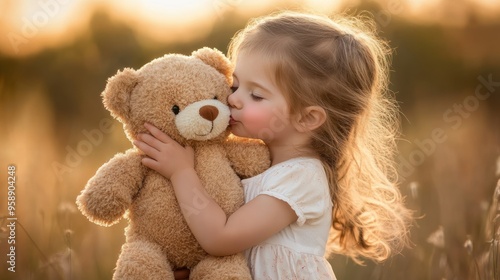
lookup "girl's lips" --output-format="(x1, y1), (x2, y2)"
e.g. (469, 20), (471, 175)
(229, 116), (238, 125)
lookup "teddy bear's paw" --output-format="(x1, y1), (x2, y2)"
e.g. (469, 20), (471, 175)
(190, 254), (251, 280)
(113, 240), (175, 280)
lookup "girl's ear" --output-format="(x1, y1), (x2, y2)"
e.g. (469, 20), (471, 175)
(294, 106), (327, 132)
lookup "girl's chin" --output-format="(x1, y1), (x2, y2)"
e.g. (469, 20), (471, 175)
(228, 125), (240, 134)
(228, 125), (248, 138)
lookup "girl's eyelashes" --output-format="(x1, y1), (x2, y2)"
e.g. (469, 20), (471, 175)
(230, 85), (263, 101)
(250, 93), (263, 101)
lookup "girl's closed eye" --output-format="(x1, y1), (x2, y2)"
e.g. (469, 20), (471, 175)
(250, 92), (263, 101)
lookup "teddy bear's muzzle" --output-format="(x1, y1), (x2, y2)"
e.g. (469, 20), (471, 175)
(175, 99), (230, 141)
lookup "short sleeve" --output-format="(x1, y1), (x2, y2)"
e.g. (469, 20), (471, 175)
(259, 159), (330, 226)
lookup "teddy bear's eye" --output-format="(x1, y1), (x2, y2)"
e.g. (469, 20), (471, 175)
(213, 96), (217, 100)
(172, 105), (180, 115)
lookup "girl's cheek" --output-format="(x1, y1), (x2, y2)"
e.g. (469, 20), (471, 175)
(243, 106), (289, 136)
(242, 106), (268, 124)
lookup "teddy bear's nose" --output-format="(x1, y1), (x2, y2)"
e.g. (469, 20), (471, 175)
(199, 105), (219, 121)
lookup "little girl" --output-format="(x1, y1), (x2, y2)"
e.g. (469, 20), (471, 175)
(135, 11), (412, 279)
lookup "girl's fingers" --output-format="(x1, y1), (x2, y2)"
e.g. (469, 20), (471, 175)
(141, 157), (160, 171)
(134, 139), (159, 158)
(185, 146), (195, 157)
(138, 133), (163, 151)
(144, 123), (172, 143)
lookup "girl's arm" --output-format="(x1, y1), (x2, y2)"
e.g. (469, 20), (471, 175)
(134, 123), (297, 256)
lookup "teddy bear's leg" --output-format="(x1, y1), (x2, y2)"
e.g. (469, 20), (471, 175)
(113, 240), (174, 280)
(190, 253), (251, 280)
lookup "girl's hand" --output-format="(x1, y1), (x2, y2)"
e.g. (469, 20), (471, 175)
(134, 123), (195, 179)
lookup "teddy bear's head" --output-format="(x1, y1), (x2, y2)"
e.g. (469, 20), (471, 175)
(101, 47), (233, 145)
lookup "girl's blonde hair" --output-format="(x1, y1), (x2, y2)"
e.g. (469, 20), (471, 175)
(228, 11), (412, 263)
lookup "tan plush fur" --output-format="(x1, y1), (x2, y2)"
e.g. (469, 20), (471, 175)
(76, 48), (270, 280)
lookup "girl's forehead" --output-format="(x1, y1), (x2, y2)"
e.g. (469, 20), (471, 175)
(234, 50), (274, 75)
(233, 55), (276, 90)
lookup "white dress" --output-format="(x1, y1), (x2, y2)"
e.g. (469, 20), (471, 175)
(242, 157), (337, 280)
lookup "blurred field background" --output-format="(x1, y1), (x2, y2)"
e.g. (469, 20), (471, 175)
(0, 0), (499, 279)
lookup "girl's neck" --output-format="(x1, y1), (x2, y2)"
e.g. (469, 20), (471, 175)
(268, 144), (319, 166)
(265, 128), (318, 166)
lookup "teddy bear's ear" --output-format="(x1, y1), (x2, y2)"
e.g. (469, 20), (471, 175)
(101, 68), (139, 122)
(192, 47), (233, 84)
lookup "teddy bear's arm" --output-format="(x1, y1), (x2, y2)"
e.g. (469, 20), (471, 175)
(76, 149), (147, 226)
(225, 134), (271, 179)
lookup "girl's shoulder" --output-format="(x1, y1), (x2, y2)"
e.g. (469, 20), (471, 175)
(258, 157), (327, 193)
(243, 157), (328, 197)
(252, 157), (331, 226)
(243, 157), (325, 187)
(266, 157), (323, 175)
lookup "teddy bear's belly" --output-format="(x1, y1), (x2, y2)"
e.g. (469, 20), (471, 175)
(125, 158), (244, 268)
(127, 173), (206, 268)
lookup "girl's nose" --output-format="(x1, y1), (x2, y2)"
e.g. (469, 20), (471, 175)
(228, 92), (241, 109)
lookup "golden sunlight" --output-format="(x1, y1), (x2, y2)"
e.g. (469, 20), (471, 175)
(1, 0), (499, 57)
(0, 0), (91, 56)
(303, 0), (343, 13)
(106, 0), (214, 26)
(103, 0), (217, 43)
(1, 0), (500, 279)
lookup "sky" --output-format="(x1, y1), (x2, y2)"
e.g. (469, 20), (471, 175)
(1, 0), (499, 57)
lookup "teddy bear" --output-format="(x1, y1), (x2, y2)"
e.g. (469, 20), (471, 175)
(76, 47), (270, 279)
